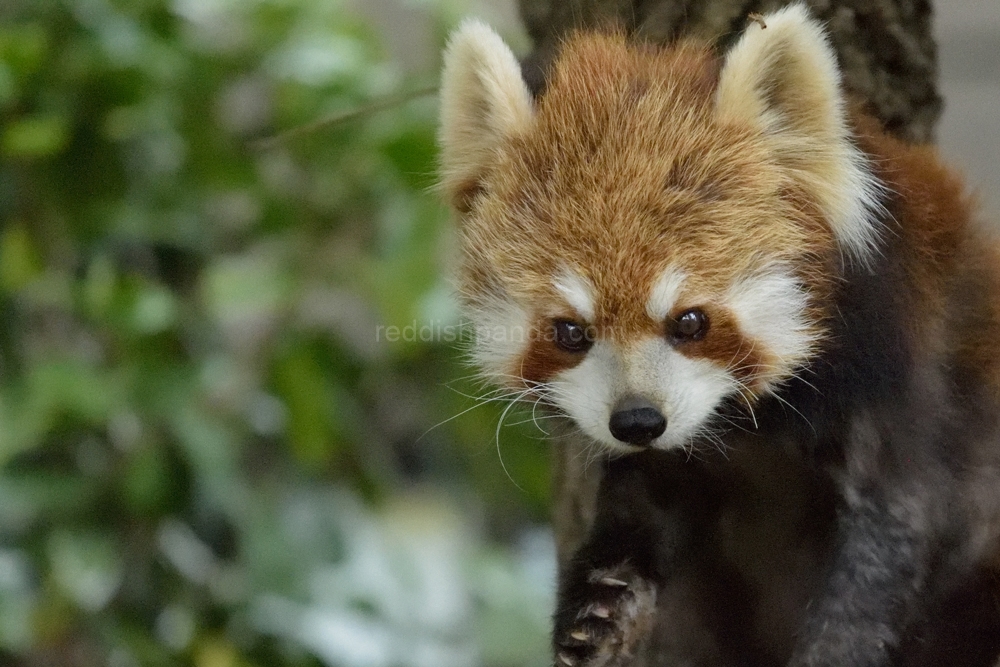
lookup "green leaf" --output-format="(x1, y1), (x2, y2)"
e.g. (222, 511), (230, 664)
(0, 223), (43, 292)
(202, 249), (294, 331)
(130, 283), (177, 334)
(48, 529), (123, 613)
(2, 114), (70, 158)
(0, 361), (122, 465)
(0, 24), (49, 77)
(0, 549), (33, 652)
(0, 63), (16, 107)
(81, 254), (117, 319)
(0, 473), (100, 533)
(121, 443), (173, 515)
(271, 341), (337, 468)
(380, 127), (438, 191)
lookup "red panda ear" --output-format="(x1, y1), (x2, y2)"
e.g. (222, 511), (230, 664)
(438, 21), (534, 213)
(715, 4), (883, 265)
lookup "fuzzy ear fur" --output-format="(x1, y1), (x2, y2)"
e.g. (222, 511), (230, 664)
(438, 21), (534, 212)
(715, 4), (883, 263)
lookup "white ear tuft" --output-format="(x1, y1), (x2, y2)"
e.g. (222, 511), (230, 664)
(439, 20), (534, 212)
(716, 4), (884, 264)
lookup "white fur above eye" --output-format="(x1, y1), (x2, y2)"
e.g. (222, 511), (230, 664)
(714, 3), (885, 266)
(645, 268), (687, 322)
(554, 269), (597, 322)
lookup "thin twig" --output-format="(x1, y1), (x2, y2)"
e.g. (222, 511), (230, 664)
(251, 84), (439, 151)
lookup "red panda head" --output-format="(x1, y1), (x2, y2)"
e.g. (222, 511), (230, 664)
(438, 5), (883, 452)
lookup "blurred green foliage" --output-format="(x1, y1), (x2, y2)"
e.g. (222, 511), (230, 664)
(0, 0), (552, 665)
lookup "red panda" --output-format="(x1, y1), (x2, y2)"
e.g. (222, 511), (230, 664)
(438, 4), (1000, 666)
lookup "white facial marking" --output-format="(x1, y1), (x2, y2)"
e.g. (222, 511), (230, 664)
(645, 268), (687, 321)
(527, 269), (817, 452)
(550, 344), (618, 447)
(630, 338), (734, 447)
(725, 270), (816, 387)
(466, 294), (530, 380)
(554, 270), (596, 322)
(553, 338), (734, 452)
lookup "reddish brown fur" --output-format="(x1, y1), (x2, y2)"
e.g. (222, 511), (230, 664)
(854, 117), (969, 335)
(850, 114), (1000, 403)
(673, 308), (769, 387)
(520, 318), (592, 385)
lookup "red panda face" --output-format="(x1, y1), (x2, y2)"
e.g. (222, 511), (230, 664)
(439, 8), (882, 452)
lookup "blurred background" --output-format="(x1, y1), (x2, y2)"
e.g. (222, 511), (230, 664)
(0, 1), (996, 666)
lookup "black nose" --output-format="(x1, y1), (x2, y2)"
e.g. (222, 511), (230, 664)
(608, 396), (667, 447)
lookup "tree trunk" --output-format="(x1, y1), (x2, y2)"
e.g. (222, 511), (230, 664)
(519, 0), (941, 570)
(520, 0), (939, 144)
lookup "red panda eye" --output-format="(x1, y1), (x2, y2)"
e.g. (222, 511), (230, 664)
(670, 309), (709, 342)
(553, 319), (593, 353)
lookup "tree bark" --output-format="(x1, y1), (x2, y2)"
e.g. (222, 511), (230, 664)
(519, 0), (941, 570)
(519, 0), (939, 144)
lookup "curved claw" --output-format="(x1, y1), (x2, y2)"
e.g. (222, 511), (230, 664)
(599, 577), (628, 587)
(589, 604), (611, 619)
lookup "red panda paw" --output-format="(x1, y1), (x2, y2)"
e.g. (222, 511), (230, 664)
(553, 566), (657, 667)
